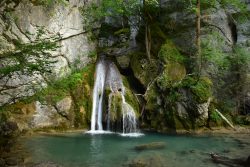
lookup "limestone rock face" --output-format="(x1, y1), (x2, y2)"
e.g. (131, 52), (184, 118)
(196, 98), (211, 125)
(32, 99), (72, 128)
(0, 0), (95, 106)
(8, 97), (73, 130)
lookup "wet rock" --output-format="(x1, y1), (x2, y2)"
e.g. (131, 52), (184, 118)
(0, 158), (5, 167)
(134, 142), (166, 151)
(116, 55), (130, 69)
(33, 161), (62, 167)
(210, 153), (250, 167)
(5, 157), (18, 166)
(129, 159), (147, 167)
(0, 121), (19, 137)
(128, 154), (166, 167)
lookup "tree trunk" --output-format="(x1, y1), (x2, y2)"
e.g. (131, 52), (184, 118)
(196, 0), (201, 75)
(145, 24), (151, 61)
(143, 0), (151, 62)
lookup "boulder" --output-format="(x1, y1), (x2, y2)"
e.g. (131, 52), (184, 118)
(134, 142), (166, 151)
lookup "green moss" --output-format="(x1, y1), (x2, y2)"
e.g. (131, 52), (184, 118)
(36, 64), (95, 104)
(124, 88), (139, 117)
(145, 84), (159, 111)
(114, 28), (130, 36)
(122, 76), (140, 117)
(157, 62), (186, 91)
(109, 93), (123, 122)
(130, 52), (158, 86)
(158, 40), (185, 64)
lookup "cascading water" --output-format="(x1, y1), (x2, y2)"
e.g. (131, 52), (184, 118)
(91, 59), (107, 131)
(89, 57), (141, 135)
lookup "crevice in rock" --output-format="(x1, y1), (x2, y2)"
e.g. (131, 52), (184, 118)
(227, 14), (237, 44)
(57, 28), (99, 42)
(120, 67), (146, 94)
(111, 54), (146, 95)
(58, 54), (72, 68)
(52, 104), (70, 121)
(14, 22), (31, 41)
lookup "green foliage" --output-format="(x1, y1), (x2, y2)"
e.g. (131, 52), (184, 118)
(219, 0), (248, 12)
(230, 46), (250, 67)
(0, 108), (9, 123)
(81, 0), (140, 30)
(210, 110), (221, 122)
(0, 28), (60, 80)
(36, 64), (95, 103)
(233, 116), (250, 125)
(156, 72), (171, 91)
(184, 0), (247, 11)
(191, 78), (212, 103)
(201, 32), (229, 70)
(143, 0), (160, 18)
(182, 76), (213, 103)
(87, 50), (97, 59)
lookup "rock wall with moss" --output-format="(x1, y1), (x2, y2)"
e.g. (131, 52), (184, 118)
(96, 0), (250, 131)
(0, 0), (250, 134)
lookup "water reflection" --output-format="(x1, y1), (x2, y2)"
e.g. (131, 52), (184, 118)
(89, 135), (103, 167)
(23, 133), (250, 167)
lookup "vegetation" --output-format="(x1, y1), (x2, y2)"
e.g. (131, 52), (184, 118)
(1, 0), (250, 133)
(0, 28), (60, 80)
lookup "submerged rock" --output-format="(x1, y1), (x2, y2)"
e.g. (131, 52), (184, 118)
(134, 142), (166, 151)
(210, 153), (250, 167)
(128, 153), (166, 167)
(33, 161), (62, 167)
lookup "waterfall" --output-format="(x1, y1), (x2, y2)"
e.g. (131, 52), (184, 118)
(121, 95), (137, 134)
(90, 57), (140, 134)
(91, 59), (107, 131)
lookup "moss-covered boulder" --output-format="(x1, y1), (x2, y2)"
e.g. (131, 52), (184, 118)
(130, 52), (158, 87)
(108, 93), (123, 123)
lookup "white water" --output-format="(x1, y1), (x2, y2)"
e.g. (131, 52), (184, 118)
(90, 58), (140, 135)
(91, 59), (107, 131)
(121, 95), (137, 134)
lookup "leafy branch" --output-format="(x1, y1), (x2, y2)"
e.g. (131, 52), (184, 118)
(0, 28), (61, 80)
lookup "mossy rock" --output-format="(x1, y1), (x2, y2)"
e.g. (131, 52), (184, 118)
(158, 40), (185, 64)
(116, 55), (130, 69)
(166, 62), (186, 82)
(130, 52), (158, 86)
(134, 142), (166, 151)
(145, 84), (159, 111)
(157, 62), (186, 91)
(109, 93), (123, 122)
(124, 88), (140, 117)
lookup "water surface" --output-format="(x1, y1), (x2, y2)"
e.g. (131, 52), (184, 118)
(24, 132), (250, 167)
